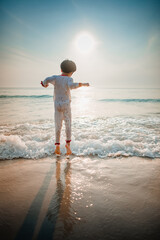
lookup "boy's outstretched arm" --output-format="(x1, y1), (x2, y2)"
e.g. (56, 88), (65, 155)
(68, 78), (89, 89)
(41, 76), (56, 88)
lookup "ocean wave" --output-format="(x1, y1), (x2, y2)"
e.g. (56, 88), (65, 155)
(0, 134), (159, 159)
(0, 117), (160, 159)
(1, 95), (160, 103)
(99, 99), (160, 102)
(0, 95), (52, 99)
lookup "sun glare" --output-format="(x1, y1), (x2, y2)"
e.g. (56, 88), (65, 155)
(74, 31), (96, 54)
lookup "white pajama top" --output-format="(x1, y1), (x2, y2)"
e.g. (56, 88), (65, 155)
(42, 75), (80, 103)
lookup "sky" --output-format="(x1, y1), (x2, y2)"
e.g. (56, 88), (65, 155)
(0, 0), (160, 88)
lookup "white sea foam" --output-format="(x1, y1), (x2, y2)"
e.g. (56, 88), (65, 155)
(0, 116), (160, 159)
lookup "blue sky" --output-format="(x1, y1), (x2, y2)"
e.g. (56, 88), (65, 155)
(0, 0), (160, 87)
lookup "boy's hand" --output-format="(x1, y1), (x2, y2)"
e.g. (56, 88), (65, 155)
(41, 81), (48, 88)
(79, 83), (90, 87)
(82, 83), (89, 87)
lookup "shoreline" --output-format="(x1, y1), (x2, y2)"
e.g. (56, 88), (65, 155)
(0, 156), (160, 240)
(0, 154), (159, 162)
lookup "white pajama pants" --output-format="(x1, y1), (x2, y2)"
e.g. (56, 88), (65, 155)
(54, 101), (71, 143)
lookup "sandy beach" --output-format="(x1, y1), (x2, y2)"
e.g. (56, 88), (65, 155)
(0, 156), (160, 240)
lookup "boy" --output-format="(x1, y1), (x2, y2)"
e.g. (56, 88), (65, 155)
(41, 59), (89, 156)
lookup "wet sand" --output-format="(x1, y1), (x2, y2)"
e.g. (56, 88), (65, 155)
(0, 156), (160, 240)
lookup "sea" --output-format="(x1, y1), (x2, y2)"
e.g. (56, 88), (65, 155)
(0, 87), (160, 159)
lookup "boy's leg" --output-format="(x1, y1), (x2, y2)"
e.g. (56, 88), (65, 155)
(64, 103), (72, 155)
(54, 105), (63, 154)
(64, 104), (71, 141)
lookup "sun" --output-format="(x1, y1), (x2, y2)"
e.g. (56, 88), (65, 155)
(74, 31), (96, 54)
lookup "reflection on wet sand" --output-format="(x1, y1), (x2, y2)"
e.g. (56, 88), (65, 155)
(57, 160), (75, 239)
(37, 158), (76, 240)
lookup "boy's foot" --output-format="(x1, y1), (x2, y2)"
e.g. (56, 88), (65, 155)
(55, 146), (61, 155)
(65, 144), (72, 155)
